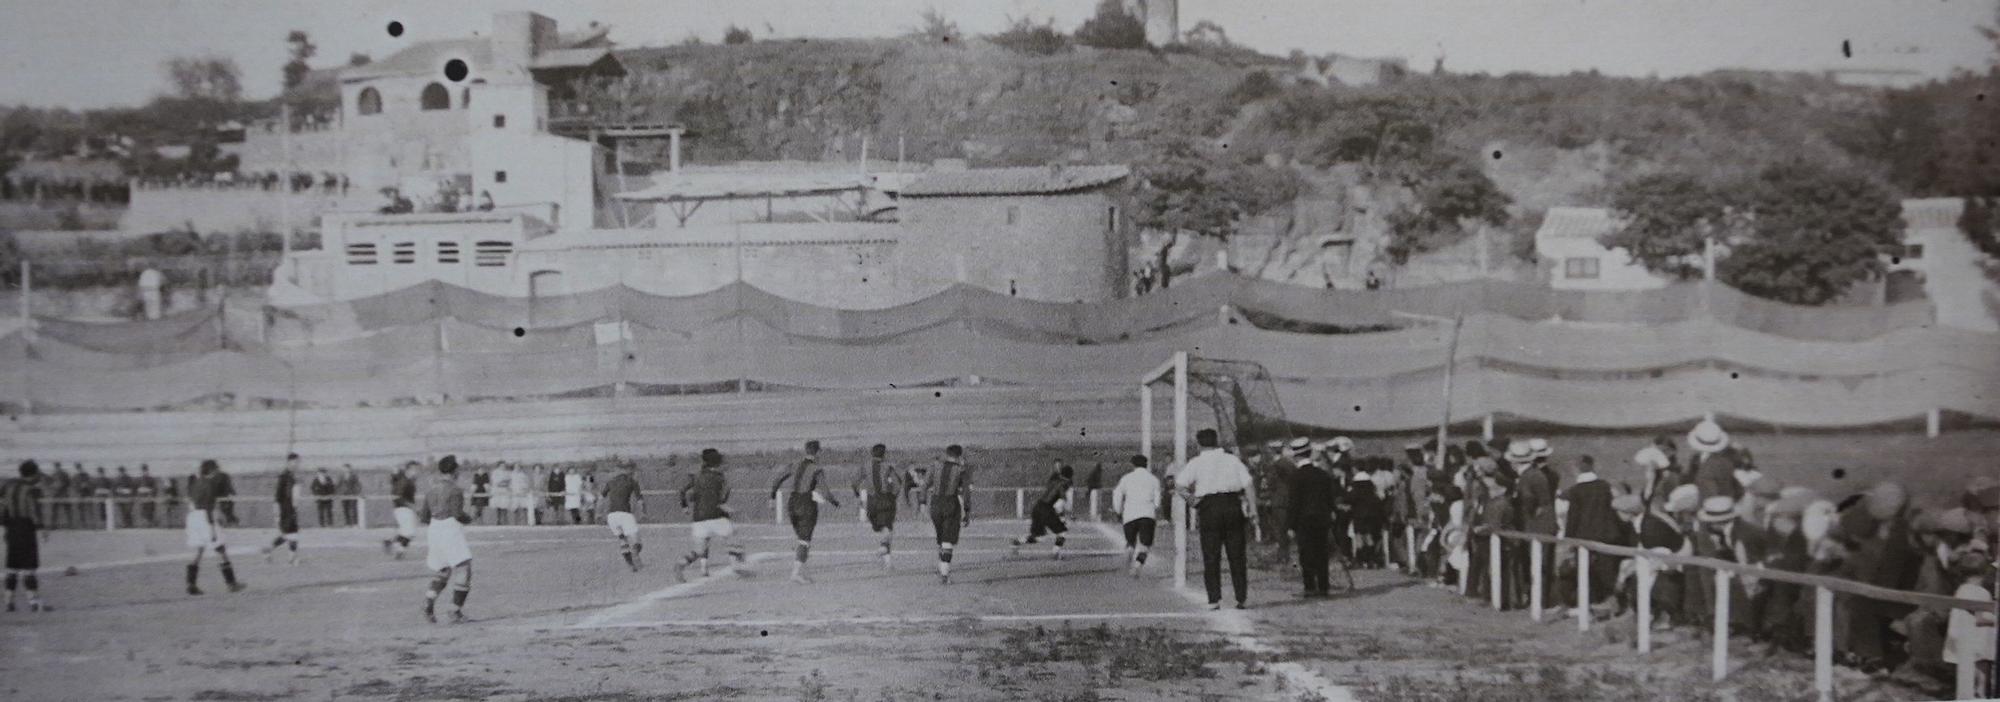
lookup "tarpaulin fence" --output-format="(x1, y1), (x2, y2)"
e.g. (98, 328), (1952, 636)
(6, 314), (1996, 429)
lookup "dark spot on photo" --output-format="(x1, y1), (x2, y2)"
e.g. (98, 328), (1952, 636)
(444, 58), (469, 82)
(387, 21), (404, 37)
(512, 327), (525, 338)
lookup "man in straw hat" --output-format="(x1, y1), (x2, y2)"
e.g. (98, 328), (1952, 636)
(1516, 439), (1561, 613)
(1612, 492), (1684, 628)
(1687, 495), (1765, 634)
(1561, 455), (1620, 618)
(1288, 442), (1339, 598)
(1685, 419), (1740, 501)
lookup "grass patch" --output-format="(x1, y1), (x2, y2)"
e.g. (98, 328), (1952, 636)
(977, 624), (1238, 683)
(339, 675), (517, 701)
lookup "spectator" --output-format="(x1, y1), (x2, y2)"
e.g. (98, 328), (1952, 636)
(311, 467), (338, 527)
(1757, 492), (1815, 652)
(1083, 461), (1104, 520)
(136, 465), (159, 527)
(1562, 455), (1620, 616)
(1631, 435), (1678, 507)
(48, 465), (72, 530)
(545, 464), (566, 525)
(1614, 491), (1686, 628)
(1689, 496), (1767, 636)
(1472, 466), (1519, 607)
(337, 465), (361, 526)
(1685, 420), (1739, 500)
(1516, 439), (1560, 612)
(160, 473), (181, 525)
(1942, 549), (1996, 692)
(1345, 465), (1383, 569)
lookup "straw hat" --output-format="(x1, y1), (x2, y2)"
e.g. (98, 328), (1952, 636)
(1503, 443), (1536, 465)
(1353, 471), (1372, 483)
(1331, 436), (1355, 454)
(1612, 493), (1644, 517)
(1288, 437), (1313, 456)
(1527, 438), (1552, 458)
(1934, 508), (1976, 536)
(1687, 419), (1729, 453)
(1864, 482), (1907, 521)
(1665, 484), (1702, 513)
(1698, 495), (1738, 524)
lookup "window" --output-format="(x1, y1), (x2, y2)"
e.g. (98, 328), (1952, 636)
(420, 82), (452, 111)
(437, 241), (461, 264)
(391, 242), (417, 264)
(493, 170), (508, 184)
(492, 114), (506, 128)
(1106, 206), (1119, 233)
(345, 243), (378, 265)
(474, 240), (512, 267)
(356, 87), (382, 116)
(1563, 257), (1600, 280)
(1005, 205), (1019, 225)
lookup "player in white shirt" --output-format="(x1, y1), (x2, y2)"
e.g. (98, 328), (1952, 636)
(1111, 455), (1163, 577)
(1177, 429), (1259, 610)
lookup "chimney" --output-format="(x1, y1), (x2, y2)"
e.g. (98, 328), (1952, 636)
(492, 12), (557, 69)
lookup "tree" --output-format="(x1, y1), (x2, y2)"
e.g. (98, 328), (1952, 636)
(1716, 162), (1906, 305)
(989, 16), (1068, 56)
(908, 7), (963, 47)
(1183, 20), (1230, 47)
(283, 30), (317, 90)
(1383, 155), (1510, 262)
(1600, 173), (1737, 280)
(723, 25), (753, 45)
(1961, 196), (1999, 258)
(1074, 0), (1146, 50)
(163, 55), (243, 102)
(1132, 140), (1305, 287)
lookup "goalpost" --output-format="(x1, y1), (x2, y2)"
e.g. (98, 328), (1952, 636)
(1140, 352), (1294, 592)
(1139, 352), (1191, 591)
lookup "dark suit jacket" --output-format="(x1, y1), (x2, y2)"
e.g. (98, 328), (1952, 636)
(1288, 464), (1336, 527)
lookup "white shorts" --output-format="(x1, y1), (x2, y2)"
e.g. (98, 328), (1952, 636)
(564, 493), (582, 510)
(690, 517), (734, 544)
(394, 507), (419, 538)
(512, 492), (534, 508)
(426, 518), (473, 571)
(607, 512), (640, 539)
(184, 510), (225, 549)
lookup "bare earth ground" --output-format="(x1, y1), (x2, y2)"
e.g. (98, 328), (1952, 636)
(0, 516), (1946, 702)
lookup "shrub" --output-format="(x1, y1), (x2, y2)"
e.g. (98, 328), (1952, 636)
(723, 25), (752, 45)
(1074, 0), (1146, 50)
(989, 16), (1069, 56)
(909, 7), (963, 48)
(1226, 71), (1283, 105)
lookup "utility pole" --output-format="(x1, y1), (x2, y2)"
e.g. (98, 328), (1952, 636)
(280, 103), (292, 258)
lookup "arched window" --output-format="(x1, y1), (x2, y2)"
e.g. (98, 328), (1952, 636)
(420, 82), (451, 111)
(356, 87), (382, 116)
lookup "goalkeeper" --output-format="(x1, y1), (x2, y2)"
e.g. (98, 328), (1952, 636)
(1010, 461), (1075, 560)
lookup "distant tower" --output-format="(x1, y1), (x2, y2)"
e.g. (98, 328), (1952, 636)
(1121, 0), (1180, 46)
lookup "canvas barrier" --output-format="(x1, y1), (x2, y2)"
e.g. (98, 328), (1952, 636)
(7, 312), (1997, 428)
(72, 273), (1934, 356)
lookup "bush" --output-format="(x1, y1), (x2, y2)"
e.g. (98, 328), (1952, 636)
(989, 16), (1069, 56)
(723, 25), (752, 45)
(909, 7), (963, 48)
(1226, 71), (1283, 105)
(1074, 0), (1147, 50)
(1960, 195), (1999, 258)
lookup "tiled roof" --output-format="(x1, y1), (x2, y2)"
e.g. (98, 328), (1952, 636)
(341, 39), (496, 82)
(1535, 206), (1622, 241)
(1900, 197), (1964, 230)
(899, 165), (1130, 197)
(530, 48), (619, 71)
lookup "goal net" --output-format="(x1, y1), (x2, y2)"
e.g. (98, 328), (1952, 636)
(1140, 353), (1293, 591)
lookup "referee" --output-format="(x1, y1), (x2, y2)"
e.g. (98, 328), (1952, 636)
(1178, 429), (1259, 610)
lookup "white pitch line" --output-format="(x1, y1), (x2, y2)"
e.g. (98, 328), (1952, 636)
(573, 551), (782, 628)
(1089, 522), (1357, 702)
(572, 611), (1215, 631)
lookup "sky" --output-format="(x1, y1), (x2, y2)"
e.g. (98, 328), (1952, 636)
(1, 0), (1994, 109)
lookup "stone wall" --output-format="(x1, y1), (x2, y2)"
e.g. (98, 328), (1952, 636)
(122, 186), (367, 235)
(900, 191), (1128, 303)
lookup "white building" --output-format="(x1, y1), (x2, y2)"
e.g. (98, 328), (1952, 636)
(1890, 198), (1999, 332)
(1534, 207), (1671, 291)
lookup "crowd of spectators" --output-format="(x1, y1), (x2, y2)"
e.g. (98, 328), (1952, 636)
(1244, 419), (1997, 694)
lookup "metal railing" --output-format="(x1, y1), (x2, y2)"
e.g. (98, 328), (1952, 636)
(1472, 528), (1996, 701)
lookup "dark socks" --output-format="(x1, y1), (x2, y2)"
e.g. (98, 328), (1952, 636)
(396, 536), (411, 548)
(23, 575), (34, 592)
(288, 541), (297, 552)
(450, 589), (468, 608)
(3, 574), (13, 590)
(1054, 536), (1066, 548)
(185, 563), (199, 587)
(1136, 552), (1148, 564)
(795, 544), (810, 563)
(219, 563), (238, 586)
(940, 550), (954, 563)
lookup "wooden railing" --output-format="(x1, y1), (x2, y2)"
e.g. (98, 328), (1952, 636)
(1478, 528), (1995, 701)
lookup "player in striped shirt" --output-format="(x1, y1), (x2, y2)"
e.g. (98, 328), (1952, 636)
(771, 440), (841, 584)
(184, 460), (245, 596)
(852, 444), (903, 570)
(601, 461), (645, 572)
(2, 460), (46, 612)
(417, 455), (475, 624)
(263, 454), (303, 565)
(675, 448), (748, 582)
(928, 445), (973, 584)
(382, 461), (419, 560)
(1010, 461), (1074, 560)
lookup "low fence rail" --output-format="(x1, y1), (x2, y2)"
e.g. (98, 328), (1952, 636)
(1477, 528), (1995, 701)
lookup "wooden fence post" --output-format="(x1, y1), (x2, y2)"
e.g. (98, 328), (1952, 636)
(1712, 570), (1733, 683)
(1015, 489), (1025, 520)
(1636, 557), (1653, 653)
(1489, 533), (1503, 610)
(1090, 490), (1100, 521)
(103, 499), (115, 531)
(357, 498), (368, 529)
(1577, 546), (1591, 632)
(1405, 525), (1417, 574)
(1814, 586), (1833, 702)
(774, 492), (786, 526)
(1530, 540), (1544, 621)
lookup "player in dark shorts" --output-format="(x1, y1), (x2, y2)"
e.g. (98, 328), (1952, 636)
(418, 455), (474, 624)
(601, 461), (645, 572)
(264, 454), (303, 565)
(3, 461), (47, 612)
(1112, 455), (1163, 577)
(676, 448), (748, 582)
(770, 440), (841, 584)
(1011, 462), (1074, 560)
(185, 459), (245, 596)
(851, 444), (903, 570)
(928, 445), (973, 584)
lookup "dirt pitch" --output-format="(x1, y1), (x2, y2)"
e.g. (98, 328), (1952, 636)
(0, 515), (1946, 701)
